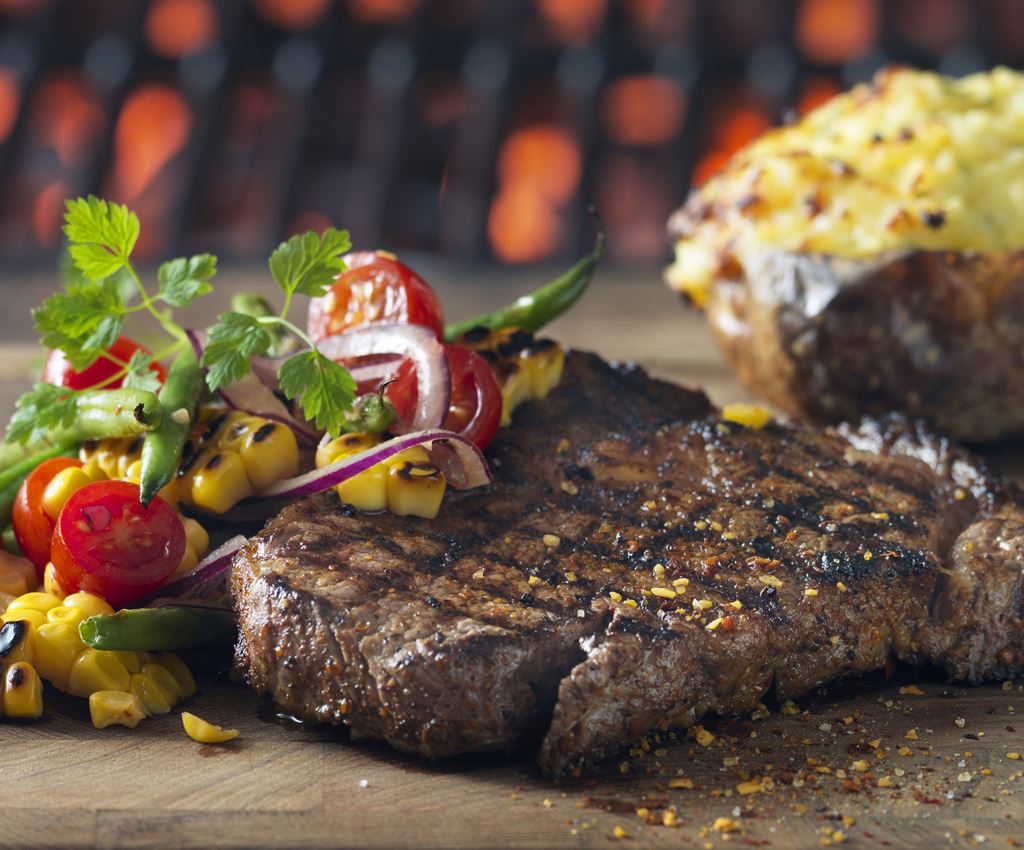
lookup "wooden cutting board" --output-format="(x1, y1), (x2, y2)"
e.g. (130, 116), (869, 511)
(2, 268), (1023, 850)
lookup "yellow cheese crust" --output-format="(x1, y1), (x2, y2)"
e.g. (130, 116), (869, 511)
(667, 66), (1024, 305)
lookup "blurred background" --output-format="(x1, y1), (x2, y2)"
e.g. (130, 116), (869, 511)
(0, 0), (1021, 275)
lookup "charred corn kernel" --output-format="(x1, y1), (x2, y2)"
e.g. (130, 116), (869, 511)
(157, 652), (197, 698)
(386, 458), (446, 519)
(33, 622), (83, 690)
(89, 690), (145, 729)
(47, 605), (88, 629)
(0, 553), (38, 592)
(41, 466), (92, 521)
(114, 651), (144, 675)
(2, 607), (44, 628)
(142, 662), (183, 704)
(122, 459), (142, 484)
(0, 568), (27, 598)
(61, 592), (114, 618)
(316, 432), (381, 468)
(67, 649), (131, 698)
(181, 517), (209, 557)
(130, 672), (171, 715)
(0, 619), (34, 668)
(80, 459), (108, 482)
(174, 544), (199, 577)
(7, 592), (61, 615)
(214, 413), (263, 452)
(519, 340), (565, 399)
(182, 711), (238, 743)
(43, 563), (67, 600)
(240, 421), (299, 490)
(3, 662), (42, 718)
(318, 433), (388, 512)
(190, 451), (252, 514)
(722, 403), (772, 430)
(495, 362), (533, 427)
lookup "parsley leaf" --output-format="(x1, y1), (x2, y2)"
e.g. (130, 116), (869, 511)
(201, 311), (273, 391)
(121, 349), (162, 393)
(157, 254), (217, 307)
(278, 350), (356, 436)
(33, 278), (125, 370)
(268, 228), (351, 300)
(63, 196), (140, 281)
(6, 383), (79, 445)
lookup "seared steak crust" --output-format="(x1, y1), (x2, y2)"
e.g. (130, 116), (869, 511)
(233, 352), (1024, 775)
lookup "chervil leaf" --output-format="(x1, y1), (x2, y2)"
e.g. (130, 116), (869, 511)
(157, 254), (217, 307)
(121, 349), (162, 393)
(6, 383), (79, 445)
(33, 278), (125, 370)
(63, 196), (140, 281)
(278, 350), (356, 436)
(268, 228), (351, 300)
(201, 311), (273, 391)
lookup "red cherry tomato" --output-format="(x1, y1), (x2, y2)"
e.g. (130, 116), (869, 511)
(42, 336), (166, 390)
(50, 480), (185, 608)
(12, 457), (83, 578)
(307, 251), (445, 342)
(386, 344), (502, 450)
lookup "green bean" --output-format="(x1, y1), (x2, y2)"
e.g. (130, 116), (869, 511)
(444, 222), (606, 341)
(79, 607), (236, 651)
(139, 349), (202, 506)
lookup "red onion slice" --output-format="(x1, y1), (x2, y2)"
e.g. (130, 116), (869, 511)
(187, 329), (320, 444)
(257, 429), (491, 500)
(316, 324), (450, 431)
(139, 535), (249, 605)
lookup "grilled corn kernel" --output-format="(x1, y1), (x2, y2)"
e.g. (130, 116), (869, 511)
(520, 341), (565, 399)
(0, 568), (27, 598)
(62, 592), (114, 618)
(496, 362), (532, 427)
(141, 662), (183, 704)
(174, 543), (199, 577)
(0, 553), (38, 592)
(41, 466), (92, 521)
(34, 621), (83, 690)
(181, 517), (209, 558)
(122, 459), (142, 484)
(130, 672), (171, 715)
(0, 619), (34, 668)
(157, 652), (197, 698)
(240, 421), (299, 490)
(66, 649), (131, 698)
(43, 563), (67, 600)
(80, 459), (108, 482)
(190, 451), (252, 514)
(89, 690), (145, 729)
(214, 413), (261, 452)
(181, 711), (238, 743)
(3, 662), (43, 718)
(7, 592), (62, 615)
(386, 459), (446, 519)
(47, 605), (88, 630)
(721, 403), (772, 430)
(114, 651), (144, 675)
(2, 607), (44, 628)
(318, 433), (388, 512)
(316, 433), (381, 467)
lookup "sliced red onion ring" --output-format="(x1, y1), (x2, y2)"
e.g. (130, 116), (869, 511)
(316, 324), (450, 431)
(187, 329), (320, 445)
(258, 429), (491, 501)
(139, 535), (249, 605)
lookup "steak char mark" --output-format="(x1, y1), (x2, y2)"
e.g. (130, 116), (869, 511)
(233, 351), (1024, 775)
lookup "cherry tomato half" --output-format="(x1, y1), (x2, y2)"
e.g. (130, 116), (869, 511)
(307, 251), (445, 342)
(42, 336), (166, 390)
(386, 344), (502, 450)
(12, 457), (83, 578)
(51, 480), (185, 608)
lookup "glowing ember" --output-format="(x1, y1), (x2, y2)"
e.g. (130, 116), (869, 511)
(601, 75), (685, 146)
(0, 68), (19, 145)
(346, 0), (421, 24)
(692, 101), (770, 186)
(488, 183), (563, 264)
(29, 73), (105, 168)
(797, 0), (878, 64)
(31, 180), (68, 247)
(111, 84), (192, 202)
(535, 0), (607, 45)
(145, 0), (218, 58)
(798, 76), (841, 115)
(252, 0), (331, 29)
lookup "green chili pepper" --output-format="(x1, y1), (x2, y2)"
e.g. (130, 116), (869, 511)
(79, 607), (236, 651)
(0, 442), (79, 527)
(444, 222), (606, 342)
(40, 388), (163, 446)
(344, 391), (397, 435)
(139, 349), (203, 506)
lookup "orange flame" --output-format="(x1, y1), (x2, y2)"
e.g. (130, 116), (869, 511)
(797, 0), (878, 63)
(29, 73), (105, 168)
(111, 84), (192, 202)
(252, 0), (331, 29)
(145, 0), (218, 58)
(0, 68), (20, 145)
(346, 0), (421, 24)
(601, 75), (686, 146)
(535, 0), (607, 45)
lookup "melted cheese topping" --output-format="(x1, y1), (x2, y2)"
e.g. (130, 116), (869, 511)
(667, 67), (1024, 305)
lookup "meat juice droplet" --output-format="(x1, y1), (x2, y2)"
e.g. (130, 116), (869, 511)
(82, 505), (111, 531)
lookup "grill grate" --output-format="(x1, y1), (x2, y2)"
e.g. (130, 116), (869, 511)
(0, 0), (1021, 269)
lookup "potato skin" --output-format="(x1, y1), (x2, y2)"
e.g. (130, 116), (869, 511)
(703, 250), (1024, 442)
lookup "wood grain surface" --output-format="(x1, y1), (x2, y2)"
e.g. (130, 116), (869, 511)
(1, 266), (1022, 850)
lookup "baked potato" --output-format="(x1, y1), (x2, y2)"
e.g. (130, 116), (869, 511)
(665, 66), (1024, 442)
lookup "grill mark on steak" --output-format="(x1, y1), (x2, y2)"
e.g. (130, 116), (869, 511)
(233, 351), (1024, 776)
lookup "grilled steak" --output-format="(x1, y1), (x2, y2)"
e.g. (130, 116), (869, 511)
(233, 351), (1024, 775)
